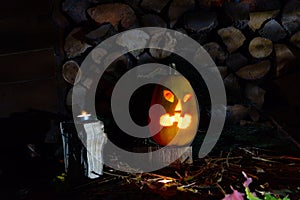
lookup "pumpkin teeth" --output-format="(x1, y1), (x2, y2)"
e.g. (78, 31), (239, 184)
(160, 114), (173, 126)
(177, 114), (192, 129)
(159, 113), (192, 129)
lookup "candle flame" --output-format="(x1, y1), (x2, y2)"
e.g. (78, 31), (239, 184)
(77, 110), (91, 118)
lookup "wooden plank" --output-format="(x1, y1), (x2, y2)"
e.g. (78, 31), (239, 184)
(0, 49), (56, 82)
(132, 146), (193, 168)
(0, 0), (54, 53)
(0, 17), (54, 53)
(0, 48), (59, 116)
(0, 79), (59, 116)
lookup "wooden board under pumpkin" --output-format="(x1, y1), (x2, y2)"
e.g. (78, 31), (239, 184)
(132, 146), (193, 169)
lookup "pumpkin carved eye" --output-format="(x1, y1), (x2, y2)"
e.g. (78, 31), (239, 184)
(183, 94), (192, 103)
(163, 90), (174, 103)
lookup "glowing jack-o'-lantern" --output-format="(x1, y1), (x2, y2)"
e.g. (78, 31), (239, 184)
(149, 75), (199, 146)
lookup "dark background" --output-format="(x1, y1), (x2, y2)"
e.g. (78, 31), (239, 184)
(0, 0), (299, 199)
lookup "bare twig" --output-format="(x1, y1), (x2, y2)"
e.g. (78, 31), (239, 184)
(210, 156), (243, 162)
(226, 151), (231, 167)
(215, 183), (226, 196)
(143, 172), (178, 181)
(265, 155), (300, 161)
(252, 156), (279, 163)
(239, 147), (256, 155)
(175, 171), (183, 179)
(103, 171), (129, 178)
(181, 182), (196, 188)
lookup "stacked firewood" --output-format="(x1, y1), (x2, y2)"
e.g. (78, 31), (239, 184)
(54, 0), (300, 125)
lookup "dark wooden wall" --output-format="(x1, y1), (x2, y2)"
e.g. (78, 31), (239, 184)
(0, 0), (61, 116)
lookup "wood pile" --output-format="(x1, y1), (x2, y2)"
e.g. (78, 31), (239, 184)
(53, 0), (300, 126)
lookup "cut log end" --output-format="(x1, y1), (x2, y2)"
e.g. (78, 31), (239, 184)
(235, 60), (271, 80)
(245, 84), (265, 109)
(290, 31), (300, 49)
(218, 27), (246, 53)
(249, 37), (273, 59)
(62, 60), (81, 85)
(203, 42), (227, 64)
(227, 104), (249, 124)
(87, 3), (136, 29)
(258, 19), (287, 42)
(248, 10), (279, 31)
(226, 53), (248, 72)
(275, 44), (295, 76)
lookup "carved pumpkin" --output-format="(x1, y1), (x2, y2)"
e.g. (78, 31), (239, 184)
(149, 75), (199, 146)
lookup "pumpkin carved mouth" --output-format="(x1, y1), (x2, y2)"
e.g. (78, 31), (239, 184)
(159, 113), (192, 129)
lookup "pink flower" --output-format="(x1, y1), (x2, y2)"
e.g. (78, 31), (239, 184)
(242, 171), (253, 188)
(222, 186), (244, 200)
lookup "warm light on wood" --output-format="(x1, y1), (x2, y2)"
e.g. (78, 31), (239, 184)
(158, 179), (173, 183)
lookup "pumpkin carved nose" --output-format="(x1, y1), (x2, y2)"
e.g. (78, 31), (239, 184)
(175, 100), (182, 112)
